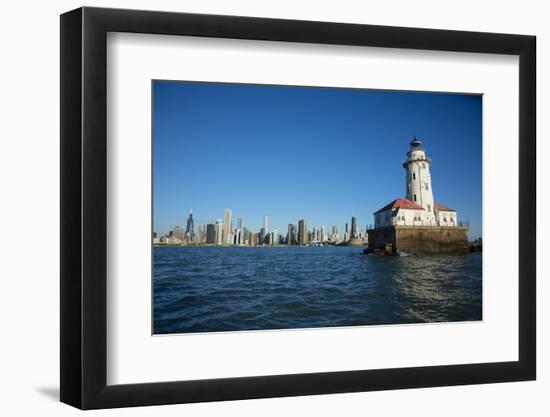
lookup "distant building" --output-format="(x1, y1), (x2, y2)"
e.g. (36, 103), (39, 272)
(164, 236), (182, 245)
(223, 209), (232, 244)
(263, 216), (268, 235)
(287, 224), (296, 245)
(198, 223), (206, 243)
(153, 235), (161, 245)
(206, 224), (216, 244)
(250, 232), (258, 246)
(272, 228), (279, 245)
(234, 229), (242, 245)
(172, 225), (184, 241)
(298, 219), (307, 246)
(236, 219), (243, 244)
(243, 227), (250, 245)
(215, 220), (224, 245)
(186, 210), (194, 242)
(347, 216), (364, 246)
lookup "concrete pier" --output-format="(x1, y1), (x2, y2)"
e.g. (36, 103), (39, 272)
(367, 225), (469, 254)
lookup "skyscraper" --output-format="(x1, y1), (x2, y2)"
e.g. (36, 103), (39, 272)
(263, 215), (268, 235)
(272, 228), (279, 245)
(351, 216), (357, 239)
(172, 225), (184, 241)
(298, 219), (307, 246)
(215, 220), (224, 245)
(185, 210), (194, 242)
(287, 224), (295, 245)
(223, 209), (232, 244)
(198, 223), (206, 243)
(234, 218), (243, 245)
(206, 224), (216, 244)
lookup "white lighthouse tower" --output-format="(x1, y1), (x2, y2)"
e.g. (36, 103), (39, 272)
(370, 137), (467, 253)
(402, 137), (437, 225)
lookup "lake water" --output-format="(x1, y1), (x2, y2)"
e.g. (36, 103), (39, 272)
(153, 246), (482, 334)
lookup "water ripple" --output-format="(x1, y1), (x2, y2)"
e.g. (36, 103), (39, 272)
(153, 246), (482, 334)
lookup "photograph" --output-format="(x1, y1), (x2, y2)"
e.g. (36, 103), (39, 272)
(1, 0), (542, 413)
(152, 80), (483, 335)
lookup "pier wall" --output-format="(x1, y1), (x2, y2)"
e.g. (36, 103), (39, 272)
(368, 226), (469, 254)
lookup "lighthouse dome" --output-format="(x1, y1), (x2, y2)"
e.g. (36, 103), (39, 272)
(409, 136), (424, 150)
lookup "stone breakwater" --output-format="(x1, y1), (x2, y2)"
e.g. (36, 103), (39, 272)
(366, 226), (470, 255)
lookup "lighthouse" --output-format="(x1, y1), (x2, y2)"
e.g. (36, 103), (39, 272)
(368, 137), (469, 254)
(402, 137), (436, 225)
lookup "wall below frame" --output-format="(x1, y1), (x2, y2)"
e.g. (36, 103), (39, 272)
(0, 0), (546, 416)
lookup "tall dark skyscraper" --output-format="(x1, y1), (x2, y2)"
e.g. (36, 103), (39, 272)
(206, 224), (216, 244)
(186, 209), (194, 241)
(351, 216), (357, 239)
(287, 224), (296, 245)
(298, 219), (307, 246)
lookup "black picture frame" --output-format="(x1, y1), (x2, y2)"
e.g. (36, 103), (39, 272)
(60, 6), (536, 410)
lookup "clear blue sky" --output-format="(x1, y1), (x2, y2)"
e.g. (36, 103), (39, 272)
(153, 81), (482, 239)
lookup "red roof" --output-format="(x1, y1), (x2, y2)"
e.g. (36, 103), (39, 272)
(434, 203), (456, 212)
(374, 198), (424, 214)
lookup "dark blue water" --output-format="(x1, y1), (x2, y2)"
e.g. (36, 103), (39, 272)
(153, 246), (482, 334)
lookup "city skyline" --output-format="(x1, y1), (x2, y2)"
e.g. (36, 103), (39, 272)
(154, 208), (370, 239)
(153, 81), (482, 239)
(154, 208), (369, 246)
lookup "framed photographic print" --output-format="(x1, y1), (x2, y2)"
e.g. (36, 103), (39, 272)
(60, 6), (536, 409)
